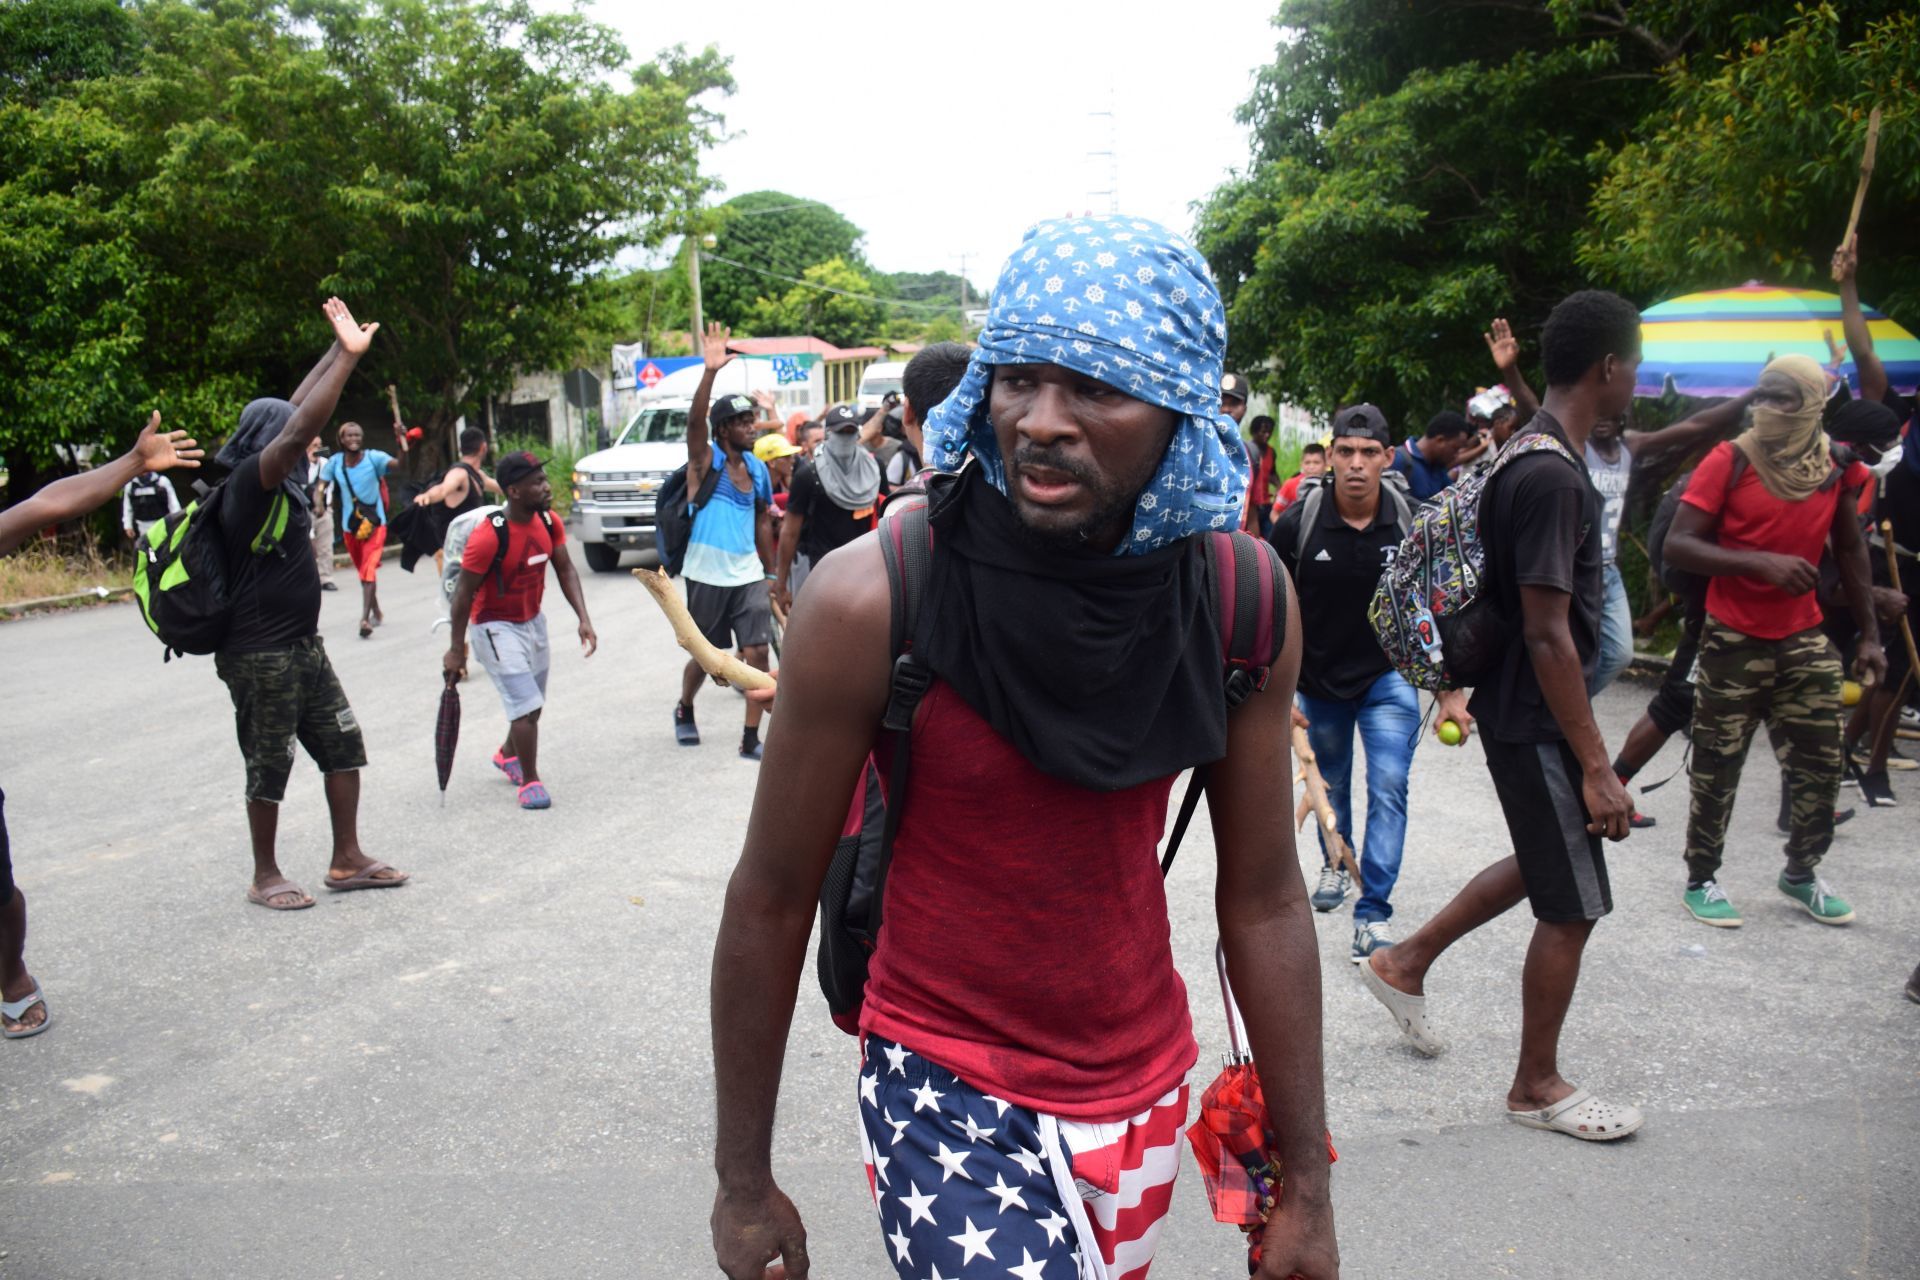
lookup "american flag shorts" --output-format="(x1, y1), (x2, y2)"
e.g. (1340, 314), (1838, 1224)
(858, 1036), (1188, 1280)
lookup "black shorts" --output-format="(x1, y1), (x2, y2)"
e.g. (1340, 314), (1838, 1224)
(0, 788), (13, 909)
(684, 579), (772, 650)
(1483, 736), (1613, 923)
(1646, 602), (1706, 738)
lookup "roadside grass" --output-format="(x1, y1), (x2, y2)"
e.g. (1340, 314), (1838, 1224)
(0, 536), (133, 607)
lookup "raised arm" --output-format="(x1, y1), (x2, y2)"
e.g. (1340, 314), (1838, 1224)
(1833, 236), (1889, 407)
(1625, 390), (1755, 462)
(0, 414), (202, 556)
(288, 341), (341, 407)
(259, 299), (378, 491)
(688, 321), (734, 490)
(1485, 318), (1540, 427)
(1207, 581), (1339, 1280)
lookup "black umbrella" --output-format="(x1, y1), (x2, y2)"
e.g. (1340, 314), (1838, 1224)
(435, 669), (461, 804)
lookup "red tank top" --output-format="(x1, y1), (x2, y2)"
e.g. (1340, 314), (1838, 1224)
(859, 680), (1198, 1121)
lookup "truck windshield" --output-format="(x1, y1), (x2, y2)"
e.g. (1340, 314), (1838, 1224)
(614, 408), (690, 446)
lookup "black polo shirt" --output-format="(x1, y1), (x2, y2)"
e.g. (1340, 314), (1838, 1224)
(1269, 480), (1405, 701)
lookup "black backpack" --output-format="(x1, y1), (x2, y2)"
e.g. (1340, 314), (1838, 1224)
(1647, 447), (1756, 602)
(480, 509), (557, 588)
(814, 506), (1291, 1033)
(131, 480), (291, 660)
(655, 458), (722, 578)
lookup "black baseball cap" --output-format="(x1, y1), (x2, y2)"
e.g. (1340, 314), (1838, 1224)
(708, 393), (756, 429)
(1330, 404), (1391, 446)
(495, 451), (545, 489)
(1220, 372), (1250, 402)
(822, 404), (864, 432)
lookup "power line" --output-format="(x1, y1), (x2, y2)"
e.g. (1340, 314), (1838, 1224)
(700, 253), (962, 314)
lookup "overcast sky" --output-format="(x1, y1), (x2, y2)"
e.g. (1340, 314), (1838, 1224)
(578, 0), (1283, 292)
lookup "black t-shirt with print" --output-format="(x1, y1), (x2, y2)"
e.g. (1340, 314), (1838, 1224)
(789, 459), (874, 562)
(219, 454), (321, 653)
(1468, 414), (1604, 744)
(1269, 480), (1405, 701)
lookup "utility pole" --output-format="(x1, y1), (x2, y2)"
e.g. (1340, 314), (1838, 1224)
(688, 233), (704, 349)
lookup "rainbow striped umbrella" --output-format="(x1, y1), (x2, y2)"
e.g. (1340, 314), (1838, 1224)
(1637, 281), (1920, 399)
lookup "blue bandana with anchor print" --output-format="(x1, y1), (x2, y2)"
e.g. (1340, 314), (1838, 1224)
(921, 215), (1247, 553)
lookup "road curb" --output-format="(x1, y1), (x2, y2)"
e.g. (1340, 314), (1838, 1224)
(0, 546), (402, 620)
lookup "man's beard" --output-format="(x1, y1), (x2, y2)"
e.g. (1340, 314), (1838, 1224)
(1006, 445), (1140, 553)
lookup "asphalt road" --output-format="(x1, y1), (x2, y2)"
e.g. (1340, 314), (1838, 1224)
(2, 546), (1915, 1279)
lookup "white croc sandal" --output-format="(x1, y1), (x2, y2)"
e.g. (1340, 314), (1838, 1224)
(1360, 955), (1446, 1056)
(1508, 1087), (1643, 1141)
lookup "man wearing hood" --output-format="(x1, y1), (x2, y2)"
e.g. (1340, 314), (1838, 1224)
(212, 298), (410, 911)
(709, 218), (1336, 1280)
(1664, 354), (1885, 928)
(770, 402), (882, 614)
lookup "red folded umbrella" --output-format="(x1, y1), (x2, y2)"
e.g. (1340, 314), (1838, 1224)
(1185, 944), (1338, 1275)
(435, 670), (461, 804)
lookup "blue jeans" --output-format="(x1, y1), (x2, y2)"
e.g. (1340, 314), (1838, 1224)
(1297, 670), (1420, 922)
(1590, 560), (1633, 695)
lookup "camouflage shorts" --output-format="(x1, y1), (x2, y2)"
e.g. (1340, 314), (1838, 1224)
(214, 636), (368, 804)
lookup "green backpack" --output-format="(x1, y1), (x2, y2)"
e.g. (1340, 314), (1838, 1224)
(132, 483), (291, 659)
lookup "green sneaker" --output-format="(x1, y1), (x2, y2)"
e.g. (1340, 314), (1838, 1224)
(1778, 873), (1855, 925)
(1683, 880), (1743, 928)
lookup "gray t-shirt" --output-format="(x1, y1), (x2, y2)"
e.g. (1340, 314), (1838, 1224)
(1585, 438), (1633, 564)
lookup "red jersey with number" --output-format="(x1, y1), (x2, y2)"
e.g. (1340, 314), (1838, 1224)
(859, 679), (1196, 1122)
(1680, 442), (1870, 640)
(461, 514), (565, 624)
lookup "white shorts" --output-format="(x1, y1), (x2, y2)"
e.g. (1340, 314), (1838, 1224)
(472, 615), (550, 720)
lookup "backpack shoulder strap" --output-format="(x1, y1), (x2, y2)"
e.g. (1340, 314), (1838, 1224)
(1294, 479), (1327, 564)
(866, 501), (935, 933)
(486, 511), (511, 586)
(1164, 530), (1290, 876)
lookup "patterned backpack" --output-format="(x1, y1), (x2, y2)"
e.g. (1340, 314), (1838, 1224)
(1367, 430), (1580, 690)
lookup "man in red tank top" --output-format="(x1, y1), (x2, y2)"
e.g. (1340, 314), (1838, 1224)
(709, 217), (1338, 1280)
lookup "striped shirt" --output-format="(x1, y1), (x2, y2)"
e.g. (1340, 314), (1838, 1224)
(683, 442), (771, 588)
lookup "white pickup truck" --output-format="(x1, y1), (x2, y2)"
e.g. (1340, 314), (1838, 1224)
(568, 400), (691, 572)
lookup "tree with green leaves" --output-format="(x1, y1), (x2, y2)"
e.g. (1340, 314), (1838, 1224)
(1197, 0), (1910, 434)
(1582, 9), (1920, 316)
(1, 0), (731, 496)
(701, 190), (866, 333)
(743, 257), (887, 349)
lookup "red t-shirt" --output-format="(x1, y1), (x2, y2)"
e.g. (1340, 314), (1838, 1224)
(860, 680), (1197, 1121)
(1680, 442), (1870, 640)
(461, 512), (565, 624)
(1272, 472), (1305, 515)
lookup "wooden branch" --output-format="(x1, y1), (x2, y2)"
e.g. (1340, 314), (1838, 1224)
(1293, 725), (1362, 882)
(1835, 107), (1883, 276)
(634, 568), (775, 690)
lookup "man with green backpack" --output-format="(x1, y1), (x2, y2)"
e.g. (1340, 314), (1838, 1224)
(2, 413), (203, 1038)
(204, 297), (410, 910)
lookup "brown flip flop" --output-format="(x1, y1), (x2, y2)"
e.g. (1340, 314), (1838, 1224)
(323, 860), (409, 892)
(247, 878), (314, 911)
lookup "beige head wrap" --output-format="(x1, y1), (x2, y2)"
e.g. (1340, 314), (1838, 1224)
(1734, 354), (1832, 501)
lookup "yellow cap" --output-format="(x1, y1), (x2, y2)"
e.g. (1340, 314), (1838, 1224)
(753, 433), (802, 462)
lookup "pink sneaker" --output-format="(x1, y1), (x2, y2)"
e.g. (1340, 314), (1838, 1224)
(492, 750), (523, 786)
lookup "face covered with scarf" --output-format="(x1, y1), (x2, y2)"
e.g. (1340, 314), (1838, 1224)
(1737, 354), (1833, 501)
(214, 397), (309, 506)
(922, 216), (1246, 554)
